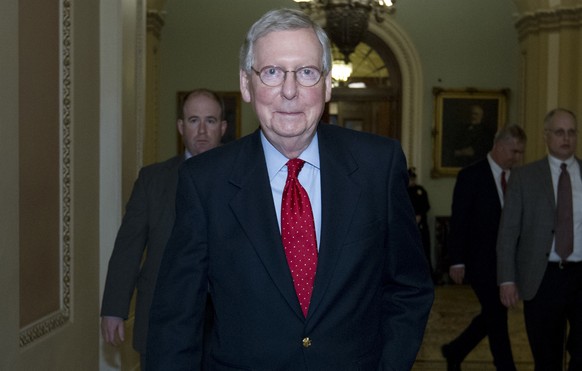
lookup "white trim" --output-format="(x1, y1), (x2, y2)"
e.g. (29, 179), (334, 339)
(99, 0), (123, 369)
(368, 20), (424, 171)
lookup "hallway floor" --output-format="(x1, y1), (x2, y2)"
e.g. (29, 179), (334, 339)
(412, 284), (534, 370)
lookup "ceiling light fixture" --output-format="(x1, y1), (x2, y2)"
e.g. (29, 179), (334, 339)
(331, 60), (353, 83)
(294, 0), (396, 63)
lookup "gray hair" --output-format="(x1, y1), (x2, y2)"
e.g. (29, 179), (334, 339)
(494, 124), (527, 144)
(239, 8), (332, 75)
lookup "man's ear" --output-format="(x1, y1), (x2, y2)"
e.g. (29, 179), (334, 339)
(220, 120), (227, 137)
(240, 70), (252, 103)
(324, 72), (332, 102)
(177, 119), (184, 136)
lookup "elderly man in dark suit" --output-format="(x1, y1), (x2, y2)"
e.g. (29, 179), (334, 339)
(100, 89), (227, 370)
(443, 124), (526, 371)
(146, 8), (433, 371)
(498, 108), (582, 370)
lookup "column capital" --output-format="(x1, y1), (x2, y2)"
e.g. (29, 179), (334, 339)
(516, 6), (582, 40)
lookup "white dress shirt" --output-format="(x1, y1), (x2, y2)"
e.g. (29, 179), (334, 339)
(487, 153), (508, 207)
(548, 155), (582, 262)
(261, 131), (322, 249)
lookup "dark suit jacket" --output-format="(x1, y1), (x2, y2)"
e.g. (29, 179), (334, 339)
(101, 155), (182, 353)
(146, 125), (434, 371)
(448, 158), (502, 284)
(497, 157), (582, 300)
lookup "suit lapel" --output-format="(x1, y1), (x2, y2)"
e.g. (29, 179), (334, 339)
(307, 127), (360, 318)
(538, 157), (556, 208)
(227, 132), (303, 317)
(165, 155), (183, 193)
(482, 160), (502, 212)
(227, 129), (362, 319)
(153, 156), (183, 227)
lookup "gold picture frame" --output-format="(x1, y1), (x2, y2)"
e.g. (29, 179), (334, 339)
(432, 88), (508, 177)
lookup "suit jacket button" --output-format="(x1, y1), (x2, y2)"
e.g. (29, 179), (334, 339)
(302, 337), (312, 348)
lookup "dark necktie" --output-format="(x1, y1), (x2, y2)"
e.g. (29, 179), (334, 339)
(555, 163), (573, 261)
(281, 159), (318, 317)
(501, 171), (507, 195)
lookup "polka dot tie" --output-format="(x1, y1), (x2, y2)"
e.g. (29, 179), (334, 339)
(281, 158), (318, 317)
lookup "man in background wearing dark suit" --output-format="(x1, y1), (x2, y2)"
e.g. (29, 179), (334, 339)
(407, 167), (433, 276)
(443, 125), (526, 371)
(146, 8), (433, 371)
(100, 89), (227, 370)
(498, 108), (582, 370)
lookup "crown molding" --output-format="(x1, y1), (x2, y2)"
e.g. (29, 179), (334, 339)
(516, 6), (582, 40)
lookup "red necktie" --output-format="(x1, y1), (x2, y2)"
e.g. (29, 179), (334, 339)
(501, 171), (507, 195)
(281, 159), (318, 317)
(555, 163), (573, 261)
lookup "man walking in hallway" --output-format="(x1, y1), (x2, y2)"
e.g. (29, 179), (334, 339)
(443, 124), (526, 371)
(498, 108), (582, 370)
(100, 89), (227, 370)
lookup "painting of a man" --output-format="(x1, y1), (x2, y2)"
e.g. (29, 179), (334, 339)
(443, 101), (498, 168)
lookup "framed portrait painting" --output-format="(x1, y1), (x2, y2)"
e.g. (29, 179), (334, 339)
(432, 88), (508, 177)
(176, 91), (242, 154)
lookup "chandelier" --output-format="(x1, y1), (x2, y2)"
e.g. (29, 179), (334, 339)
(294, 0), (396, 63)
(331, 60), (353, 82)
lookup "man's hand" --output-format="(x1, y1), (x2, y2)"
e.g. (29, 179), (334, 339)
(449, 266), (465, 285)
(101, 316), (125, 346)
(499, 283), (519, 308)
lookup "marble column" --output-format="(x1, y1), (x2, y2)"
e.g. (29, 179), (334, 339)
(513, 1), (582, 160)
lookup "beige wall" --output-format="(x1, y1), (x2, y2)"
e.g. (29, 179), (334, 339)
(100, 0), (144, 369)
(1, 0), (140, 369)
(1, 0), (102, 369)
(0, 0), (20, 365)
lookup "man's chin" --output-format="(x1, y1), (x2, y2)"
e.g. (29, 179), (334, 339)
(195, 143), (211, 153)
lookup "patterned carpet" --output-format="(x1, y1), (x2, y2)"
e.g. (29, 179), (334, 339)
(412, 285), (534, 370)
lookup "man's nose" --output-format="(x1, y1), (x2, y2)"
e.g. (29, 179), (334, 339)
(198, 122), (208, 133)
(281, 72), (298, 100)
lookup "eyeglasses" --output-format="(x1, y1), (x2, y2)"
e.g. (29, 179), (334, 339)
(251, 66), (323, 87)
(546, 128), (578, 138)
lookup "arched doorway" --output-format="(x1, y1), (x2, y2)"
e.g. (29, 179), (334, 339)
(323, 31), (402, 141)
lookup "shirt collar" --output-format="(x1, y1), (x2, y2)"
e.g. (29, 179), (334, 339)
(487, 152), (504, 174)
(261, 131), (320, 182)
(548, 154), (575, 169)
